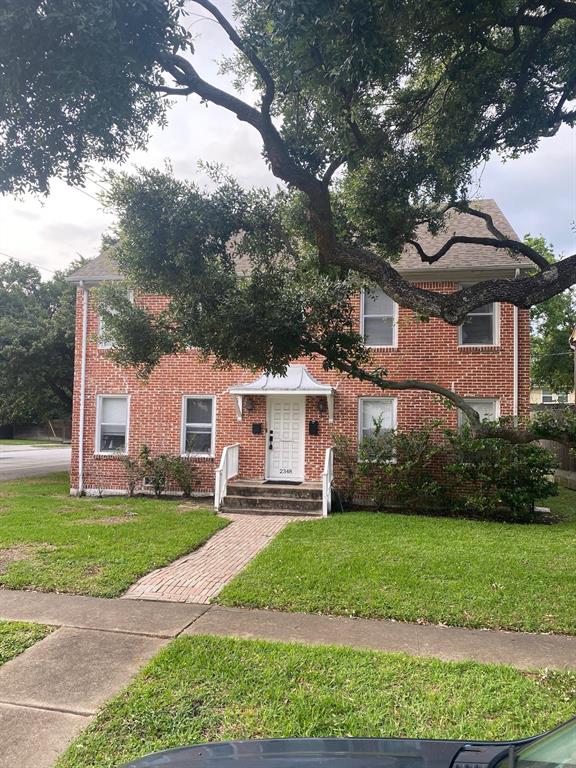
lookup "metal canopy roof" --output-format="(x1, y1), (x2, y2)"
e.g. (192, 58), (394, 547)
(229, 365), (334, 395)
(229, 365), (335, 422)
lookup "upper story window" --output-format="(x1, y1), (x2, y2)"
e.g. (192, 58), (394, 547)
(361, 288), (397, 347)
(459, 301), (497, 346)
(359, 397), (397, 441)
(182, 396), (215, 457)
(98, 289), (134, 349)
(457, 398), (499, 428)
(96, 395), (129, 454)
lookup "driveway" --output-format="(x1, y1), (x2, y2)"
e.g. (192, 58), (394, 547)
(0, 445), (71, 480)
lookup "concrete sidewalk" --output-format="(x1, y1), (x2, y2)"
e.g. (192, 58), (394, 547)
(1, 589), (576, 767)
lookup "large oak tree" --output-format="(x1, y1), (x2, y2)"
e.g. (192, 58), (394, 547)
(1, 0), (575, 430)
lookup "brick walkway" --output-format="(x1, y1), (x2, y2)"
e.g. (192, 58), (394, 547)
(123, 513), (298, 604)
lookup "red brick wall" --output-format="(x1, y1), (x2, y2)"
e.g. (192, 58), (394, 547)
(70, 285), (530, 494)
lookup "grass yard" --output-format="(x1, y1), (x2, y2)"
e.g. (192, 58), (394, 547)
(57, 635), (576, 768)
(217, 488), (576, 634)
(0, 620), (53, 667)
(0, 473), (227, 597)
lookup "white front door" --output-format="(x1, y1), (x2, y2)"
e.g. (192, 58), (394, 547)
(266, 396), (305, 481)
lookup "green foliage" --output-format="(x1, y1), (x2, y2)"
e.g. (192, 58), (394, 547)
(136, 445), (199, 497)
(337, 422), (559, 521)
(529, 237), (576, 393)
(0, 259), (78, 424)
(532, 407), (576, 445)
(168, 456), (198, 498)
(98, 168), (368, 378)
(445, 428), (558, 522)
(331, 433), (360, 509)
(0, 0), (189, 194)
(359, 422), (445, 511)
(119, 454), (143, 498)
(138, 445), (171, 498)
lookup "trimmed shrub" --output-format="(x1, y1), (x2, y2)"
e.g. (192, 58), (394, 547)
(331, 433), (361, 510)
(445, 427), (558, 521)
(139, 445), (171, 498)
(168, 456), (199, 497)
(359, 421), (445, 512)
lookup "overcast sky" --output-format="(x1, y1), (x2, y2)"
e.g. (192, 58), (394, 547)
(0, 4), (574, 278)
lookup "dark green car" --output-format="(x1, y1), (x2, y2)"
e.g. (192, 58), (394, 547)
(124, 716), (575, 768)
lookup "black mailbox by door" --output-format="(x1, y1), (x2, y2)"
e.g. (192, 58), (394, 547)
(309, 420), (319, 436)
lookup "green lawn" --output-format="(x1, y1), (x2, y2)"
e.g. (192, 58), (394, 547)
(57, 635), (576, 768)
(0, 473), (227, 597)
(0, 620), (53, 666)
(217, 488), (576, 634)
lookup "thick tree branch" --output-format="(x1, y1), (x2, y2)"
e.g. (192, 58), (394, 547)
(153, 4), (575, 326)
(189, 0), (275, 115)
(406, 233), (550, 270)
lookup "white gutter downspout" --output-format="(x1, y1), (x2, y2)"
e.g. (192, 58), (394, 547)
(78, 282), (89, 495)
(513, 269), (520, 423)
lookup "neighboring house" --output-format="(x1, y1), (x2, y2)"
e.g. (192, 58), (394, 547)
(530, 388), (575, 406)
(67, 200), (532, 513)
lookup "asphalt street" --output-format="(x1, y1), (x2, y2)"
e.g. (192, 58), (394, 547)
(0, 446), (71, 481)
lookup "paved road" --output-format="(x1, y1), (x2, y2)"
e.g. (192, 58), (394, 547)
(0, 446), (71, 481)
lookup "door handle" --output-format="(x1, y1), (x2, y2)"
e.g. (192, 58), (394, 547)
(268, 430), (273, 450)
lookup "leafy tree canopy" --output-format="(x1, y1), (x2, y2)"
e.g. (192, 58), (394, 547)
(0, 259), (78, 424)
(2, 0), (576, 431)
(530, 237), (576, 393)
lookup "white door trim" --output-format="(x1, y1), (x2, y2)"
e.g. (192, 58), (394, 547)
(265, 395), (305, 481)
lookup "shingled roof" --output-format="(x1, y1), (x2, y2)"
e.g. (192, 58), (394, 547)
(397, 199), (531, 273)
(67, 199), (532, 284)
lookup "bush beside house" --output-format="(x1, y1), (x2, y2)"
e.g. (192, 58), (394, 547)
(333, 422), (558, 522)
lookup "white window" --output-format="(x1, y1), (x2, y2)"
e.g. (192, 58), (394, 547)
(458, 398), (499, 428)
(542, 389), (567, 404)
(98, 289), (134, 349)
(359, 397), (397, 441)
(361, 288), (397, 347)
(182, 397), (215, 456)
(96, 396), (129, 454)
(459, 302), (497, 346)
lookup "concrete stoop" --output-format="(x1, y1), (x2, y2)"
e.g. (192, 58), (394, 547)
(221, 480), (323, 515)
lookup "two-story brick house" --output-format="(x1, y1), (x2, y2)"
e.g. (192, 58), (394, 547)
(67, 200), (532, 514)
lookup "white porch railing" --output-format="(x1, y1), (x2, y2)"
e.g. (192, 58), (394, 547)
(321, 446), (334, 517)
(214, 443), (240, 511)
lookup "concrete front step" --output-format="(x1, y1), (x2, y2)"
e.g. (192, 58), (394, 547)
(229, 481), (322, 500)
(220, 506), (322, 517)
(222, 494), (322, 514)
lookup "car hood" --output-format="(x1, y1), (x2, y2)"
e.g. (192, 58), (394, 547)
(121, 736), (506, 768)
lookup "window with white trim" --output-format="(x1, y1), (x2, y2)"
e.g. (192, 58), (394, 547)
(98, 289), (134, 349)
(542, 389), (568, 404)
(97, 396), (129, 453)
(182, 397), (215, 456)
(362, 288), (397, 347)
(457, 398), (499, 428)
(459, 302), (496, 346)
(359, 397), (397, 441)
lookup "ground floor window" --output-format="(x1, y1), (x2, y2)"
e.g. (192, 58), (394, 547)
(182, 396), (215, 456)
(358, 397), (397, 442)
(457, 398), (499, 427)
(96, 395), (129, 453)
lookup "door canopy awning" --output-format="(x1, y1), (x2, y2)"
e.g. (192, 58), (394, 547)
(229, 365), (335, 422)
